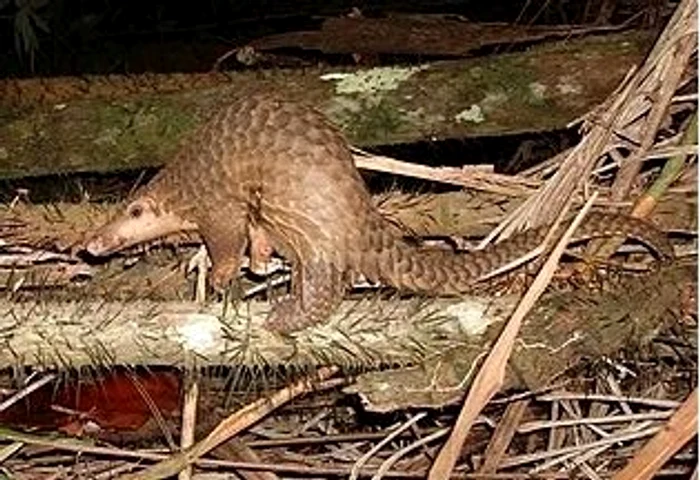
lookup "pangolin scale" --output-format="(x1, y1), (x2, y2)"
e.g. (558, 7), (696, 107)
(84, 94), (673, 331)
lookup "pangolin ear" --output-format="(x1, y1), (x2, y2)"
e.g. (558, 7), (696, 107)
(143, 197), (161, 215)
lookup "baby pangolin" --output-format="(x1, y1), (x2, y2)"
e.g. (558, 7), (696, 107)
(84, 94), (673, 332)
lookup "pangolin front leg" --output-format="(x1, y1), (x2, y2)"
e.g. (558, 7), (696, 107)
(197, 214), (249, 291)
(264, 258), (346, 332)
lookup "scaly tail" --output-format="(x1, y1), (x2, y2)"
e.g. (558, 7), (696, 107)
(357, 212), (674, 295)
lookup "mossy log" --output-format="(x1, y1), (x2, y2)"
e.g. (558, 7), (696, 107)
(0, 32), (654, 179)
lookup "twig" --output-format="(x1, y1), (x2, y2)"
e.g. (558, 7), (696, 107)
(349, 412), (427, 480)
(612, 388), (698, 480)
(500, 425), (661, 469)
(122, 366), (339, 480)
(518, 410), (674, 433)
(479, 399), (530, 473)
(1, 425), (659, 479)
(0, 373), (56, 413)
(532, 421), (657, 473)
(178, 371), (198, 480)
(634, 111), (697, 217)
(372, 427), (450, 480)
(351, 148), (539, 196)
(536, 393), (681, 409)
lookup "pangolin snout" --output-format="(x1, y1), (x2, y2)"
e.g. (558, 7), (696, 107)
(83, 232), (123, 256)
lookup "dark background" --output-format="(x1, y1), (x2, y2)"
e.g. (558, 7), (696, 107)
(0, 0), (669, 77)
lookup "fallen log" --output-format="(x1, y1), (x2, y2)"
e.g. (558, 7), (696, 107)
(0, 31), (653, 178)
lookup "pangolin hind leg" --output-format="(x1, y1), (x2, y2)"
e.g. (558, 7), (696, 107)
(247, 223), (275, 275)
(264, 258), (346, 332)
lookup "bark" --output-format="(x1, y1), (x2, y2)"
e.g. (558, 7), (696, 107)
(0, 296), (511, 370)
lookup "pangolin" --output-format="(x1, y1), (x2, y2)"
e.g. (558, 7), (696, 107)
(83, 94), (673, 332)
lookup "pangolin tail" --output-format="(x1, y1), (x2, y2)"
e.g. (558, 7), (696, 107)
(357, 212), (674, 295)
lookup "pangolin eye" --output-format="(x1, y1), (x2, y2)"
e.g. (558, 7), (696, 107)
(128, 204), (143, 218)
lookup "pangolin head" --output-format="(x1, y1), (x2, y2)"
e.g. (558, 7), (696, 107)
(84, 193), (198, 256)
